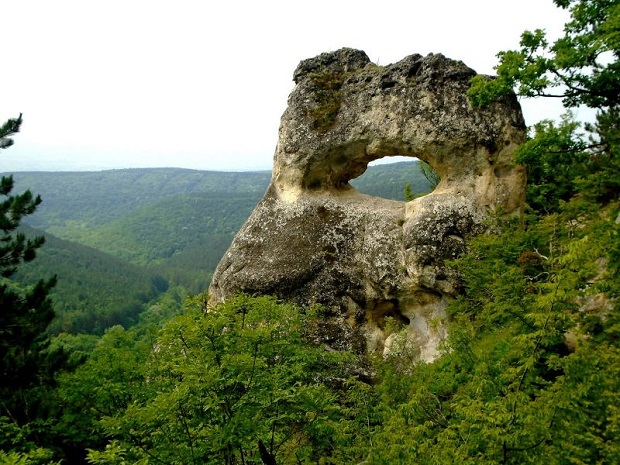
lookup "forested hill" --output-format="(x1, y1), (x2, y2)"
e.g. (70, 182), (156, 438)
(9, 168), (272, 230)
(14, 224), (166, 335)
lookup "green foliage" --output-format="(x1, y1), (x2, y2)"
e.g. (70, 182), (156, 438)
(0, 115), (63, 461)
(49, 290), (183, 457)
(362, 200), (620, 463)
(61, 294), (364, 464)
(0, 418), (60, 464)
(55, 325), (155, 457)
(13, 224), (167, 335)
(469, 0), (620, 110)
(0, 141), (45, 278)
(0, 123), (55, 397)
(404, 160), (440, 201)
(515, 113), (589, 212)
(0, 114), (22, 150)
(578, 107), (620, 202)
(359, 4), (620, 461)
(511, 109), (620, 213)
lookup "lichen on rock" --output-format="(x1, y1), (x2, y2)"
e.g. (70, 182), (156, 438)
(209, 48), (526, 361)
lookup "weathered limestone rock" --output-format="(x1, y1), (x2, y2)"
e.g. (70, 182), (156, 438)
(209, 48), (526, 361)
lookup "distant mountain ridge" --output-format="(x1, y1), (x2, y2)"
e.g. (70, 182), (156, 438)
(9, 168), (272, 230)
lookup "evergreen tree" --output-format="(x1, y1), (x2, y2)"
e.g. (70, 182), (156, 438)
(0, 114), (59, 461)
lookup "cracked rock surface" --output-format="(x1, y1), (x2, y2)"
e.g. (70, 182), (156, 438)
(209, 48), (526, 360)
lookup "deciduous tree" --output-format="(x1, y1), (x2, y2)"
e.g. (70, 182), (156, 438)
(87, 294), (364, 465)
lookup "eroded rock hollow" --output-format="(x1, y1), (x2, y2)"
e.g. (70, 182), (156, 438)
(209, 48), (526, 361)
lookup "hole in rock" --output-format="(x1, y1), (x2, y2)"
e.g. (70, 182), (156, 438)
(383, 311), (411, 328)
(368, 300), (411, 331)
(349, 156), (439, 201)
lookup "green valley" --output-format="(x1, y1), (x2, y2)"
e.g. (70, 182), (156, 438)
(13, 224), (167, 335)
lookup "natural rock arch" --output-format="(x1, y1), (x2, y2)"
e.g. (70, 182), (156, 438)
(209, 48), (526, 360)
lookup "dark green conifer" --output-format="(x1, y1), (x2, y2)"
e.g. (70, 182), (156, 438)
(0, 113), (57, 432)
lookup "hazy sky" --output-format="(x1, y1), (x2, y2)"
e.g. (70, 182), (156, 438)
(1, 0), (573, 172)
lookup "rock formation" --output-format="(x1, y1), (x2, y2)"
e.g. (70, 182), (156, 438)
(209, 48), (526, 361)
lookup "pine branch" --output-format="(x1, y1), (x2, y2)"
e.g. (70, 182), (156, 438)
(0, 114), (23, 150)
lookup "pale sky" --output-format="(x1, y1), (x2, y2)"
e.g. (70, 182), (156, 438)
(1, 0), (572, 172)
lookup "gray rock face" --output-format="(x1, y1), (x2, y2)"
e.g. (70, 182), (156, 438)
(209, 48), (526, 360)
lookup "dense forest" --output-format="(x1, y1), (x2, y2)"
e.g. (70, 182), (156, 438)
(1, 0), (619, 463)
(13, 223), (168, 335)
